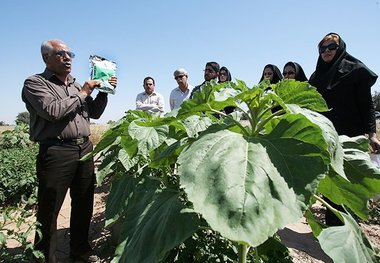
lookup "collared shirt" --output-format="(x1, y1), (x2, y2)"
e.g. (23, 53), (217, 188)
(136, 91), (165, 113)
(190, 82), (206, 99)
(169, 85), (194, 110)
(21, 68), (108, 141)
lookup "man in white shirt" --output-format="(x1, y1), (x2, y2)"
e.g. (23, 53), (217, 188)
(169, 68), (194, 110)
(136, 76), (164, 113)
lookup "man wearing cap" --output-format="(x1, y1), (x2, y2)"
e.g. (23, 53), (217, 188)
(169, 68), (194, 110)
(190, 61), (220, 99)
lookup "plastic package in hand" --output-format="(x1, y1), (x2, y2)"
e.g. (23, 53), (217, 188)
(89, 55), (117, 94)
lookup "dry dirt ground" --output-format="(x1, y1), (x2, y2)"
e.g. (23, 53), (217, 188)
(5, 183), (380, 262)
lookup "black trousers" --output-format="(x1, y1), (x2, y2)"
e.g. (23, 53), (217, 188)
(34, 140), (95, 263)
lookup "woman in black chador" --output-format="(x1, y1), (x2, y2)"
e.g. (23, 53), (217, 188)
(282, 61), (308, 81)
(309, 32), (380, 225)
(259, 64), (283, 84)
(218, 66), (235, 114)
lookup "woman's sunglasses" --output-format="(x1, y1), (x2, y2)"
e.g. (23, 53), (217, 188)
(319, 43), (339, 54)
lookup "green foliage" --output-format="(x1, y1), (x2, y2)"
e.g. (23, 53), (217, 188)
(87, 79), (380, 263)
(15, 112), (30, 126)
(0, 124), (33, 149)
(0, 146), (38, 206)
(372, 91), (380, 112)
(0, 123), (41, 262)
(0, 205), (44, 262)
(0, 124), (37, 205)
(310, 197), (380, 263)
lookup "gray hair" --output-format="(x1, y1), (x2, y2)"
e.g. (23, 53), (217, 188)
(173, 68), (188, 77)
(40, 39), (66, 55)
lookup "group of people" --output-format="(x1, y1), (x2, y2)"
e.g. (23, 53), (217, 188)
(21, 32), (379, 262)
(135, 62), (231, 113)
(259, 61), (308, 84)
(135, 59), (311, 114)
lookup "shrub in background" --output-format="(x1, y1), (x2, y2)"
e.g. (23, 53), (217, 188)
(0, 146), (38, 206)
(0, 124), (42, 262)
(0, 124), (32, 149)
(0, 124), (37, 205)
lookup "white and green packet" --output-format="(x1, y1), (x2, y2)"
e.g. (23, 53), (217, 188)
(89, 55), (117, 94)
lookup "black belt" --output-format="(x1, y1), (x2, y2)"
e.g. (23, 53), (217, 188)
(39, 136), (89, 145)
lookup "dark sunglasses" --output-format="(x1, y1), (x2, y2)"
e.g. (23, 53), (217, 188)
(175, 75), (185, 80)
(319, 43), (339, 54)
(204, 68), (215, 73)
(55, 50), (75, 58)
(283, 71), (295, 76)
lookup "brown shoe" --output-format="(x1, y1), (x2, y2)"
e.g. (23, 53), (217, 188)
(70, 252), (99, 262)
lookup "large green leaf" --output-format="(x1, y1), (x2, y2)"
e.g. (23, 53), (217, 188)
(287, 105), (345, 178)
(95, 149), (119, 185)
(81, 122), (125, 161)
(274, 80), (328, 112)
(112, 188), (200, 263)
(177, 81), (237, 118)
(318, 147), (380, 219)
(317, 212), (379, 263)
(128, 121), (169, 156)
(149, 138), (189, 169)
(117, 148), (139, 173)
(105, 172), (137, 226)
(263, 114), (330, 201)
(181, 115), (213, 138)
(178, 125), (327, 247)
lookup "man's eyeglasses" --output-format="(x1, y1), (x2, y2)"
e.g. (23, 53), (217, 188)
(283, 71), (295, 76)
(55, 50), (75, 58)
(204, 68), (215, 73)
(175, 75), (185, 80)
(319, 43), (339, 54)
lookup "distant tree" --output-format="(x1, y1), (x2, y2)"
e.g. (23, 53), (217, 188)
(0, 121), (6, 126)
(15, 111), (30, 125)
(107, 120), (116, 125)
(373, 92), (380, 111)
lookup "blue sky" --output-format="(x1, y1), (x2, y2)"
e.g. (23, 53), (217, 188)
(1, 0), (380, 124)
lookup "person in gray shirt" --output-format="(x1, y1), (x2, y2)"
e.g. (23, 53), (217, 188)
(22, 39), (117, 263)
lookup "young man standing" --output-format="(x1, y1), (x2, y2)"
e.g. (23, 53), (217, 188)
(190, 61), (220, 99)
(136, 76), (165, 113)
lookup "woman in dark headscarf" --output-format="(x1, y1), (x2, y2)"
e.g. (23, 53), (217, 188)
(309, 32), (378, 140)
(282, 61), (308, 81)
(309, 32), (380, 226)
(259, 64), (283, 84)
(218, 66), (235, 114)
(218, 66), (232, 83)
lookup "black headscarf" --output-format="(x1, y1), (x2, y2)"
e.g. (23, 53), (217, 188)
(309, 32), (377, 90)
(259, 64), (283, 84)
(218, 66), (232, 83)
(309, 32), (378, 136)
(283, 61), (308, 81)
